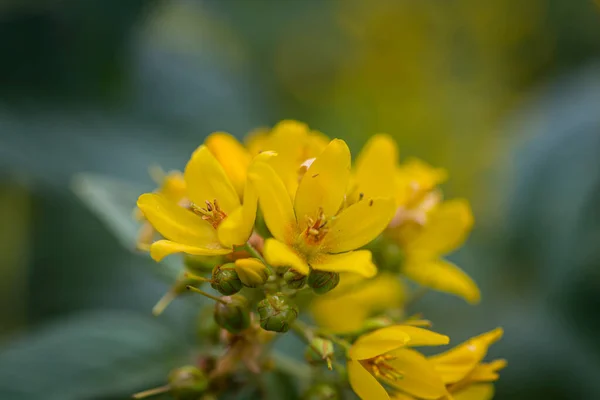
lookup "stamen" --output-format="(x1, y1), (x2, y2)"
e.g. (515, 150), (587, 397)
(193, 198), (227, 228)
(303, 207), (329, 244)
(365, 355), (404, 381)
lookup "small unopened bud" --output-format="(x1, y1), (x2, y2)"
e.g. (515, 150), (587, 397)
(168, 365), (208, 400)
(304, 338), (334, 369)
(302, 383), (340, 400)
(257, 293), (299, 333)
(214, 294), (250, 334)
(211, 264), (242, 295)
(307, 270), (340, 295)
(283, 268), (307, 289)
(234, 258), (269, 288)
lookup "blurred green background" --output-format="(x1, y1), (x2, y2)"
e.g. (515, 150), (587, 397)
(1, 0), (600, 399)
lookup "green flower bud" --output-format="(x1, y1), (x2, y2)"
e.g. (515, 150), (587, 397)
(307, 270), (340, 295)
(283, 268), (307, 289)
(211, 264), (242, 295)
(304, 337), (334, 366)
(302, 383), (340, 400)
(168, 365), (208, 400)
(257, 293), (299, 333)
(214, 294), (250, 334)
(234, 258), (270, 288)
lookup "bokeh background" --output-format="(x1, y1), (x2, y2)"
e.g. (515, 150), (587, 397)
(1, 0), (600, 399)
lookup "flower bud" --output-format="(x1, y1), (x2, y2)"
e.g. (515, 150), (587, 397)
(283, 268), (307, 289)
(257, 293), (299, 333)
(211, 264), (242, 295)
(234, 258), (270, 288)
(307, 270), (340, 295)
(304, 337), (334, 367)
(214, 294), (250, 334)
(302, 383), (340, 400)
(168, 365), (208, 400)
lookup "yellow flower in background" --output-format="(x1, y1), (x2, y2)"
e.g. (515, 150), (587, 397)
(246, 120), (329, 198)
(135, 169), (188, 250)
(429, 328), (506, 400)
(389, 199), (480, 304)
(311, 273), (405, 333)
(352, 134), (479, 303)
(348, 325), (449, 400)
(250, 139), (396, 277)
(137, 143), (272, 261)
(392, 158), (447, 226)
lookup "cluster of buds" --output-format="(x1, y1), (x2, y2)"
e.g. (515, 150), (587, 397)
(132, 121), (504, 400)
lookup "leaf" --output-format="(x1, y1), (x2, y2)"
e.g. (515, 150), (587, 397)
(0, 311), (191, 400)
(71, 172), (183, 282)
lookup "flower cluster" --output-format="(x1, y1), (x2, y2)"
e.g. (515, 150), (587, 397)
(134, 120), (505, 400)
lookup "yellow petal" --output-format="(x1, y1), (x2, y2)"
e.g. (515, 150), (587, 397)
(386, 349), (448, 400)
(249, 161), (297, 243)
(294, 139), (351, 228)
(403, 259), (481, 304)
(149, 239), (231, 261)
(466, 360), (507, 383)
(349, 326), (411, 360)
(263, 238), (309, 275)
(311, 250), (377, 278)
(350, 325), (449, 361)
(264, 120), (312, 198)
(395, 158), (447, 205)
(324, 197), (396, 253)
(184, 145), (240, 214)
(354, 134), (399, 199)
(137, 193), (220, 247)
(159, 171), (187, 202)
(406, 199), (474, 256)
(347, 359), (390, 400)
(391, 393), (415, 400)
(453, 384), (494, 400)
(429, 328), (503, 384)
(205, 132), (251, 198)
(311, 273), (405, 334)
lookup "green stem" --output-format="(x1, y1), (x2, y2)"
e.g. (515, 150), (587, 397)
(319, 332), (352, 352)
(290, 320), (313, 343)
(132, 384), (170, 399)
(185, 285), (228, 304)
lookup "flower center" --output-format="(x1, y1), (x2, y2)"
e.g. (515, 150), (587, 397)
(302, 207), (329, 245)
(364, 355), (404, 381)
(193, 199), (227, 229)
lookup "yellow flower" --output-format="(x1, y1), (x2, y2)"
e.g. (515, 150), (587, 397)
(249, 139), (396, 277)
(137, 142), (272, 261)
(311, 273), (405, 333)
(390, 199), (480, 304)
(136, 169), (188, 250)
(245, 120), (329, 197)
(428, 328), (506, 400)
(348, 325), (450, 400)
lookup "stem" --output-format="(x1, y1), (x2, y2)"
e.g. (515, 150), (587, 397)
(244, 242), (274, 273)
(183, 271), (212, 283)
(290, 320), (313, 343)
(319, 332), (352, 351)
(186, 285), (228, 304)
(132, 384), (170, 399)
(152, 290), (177, 316)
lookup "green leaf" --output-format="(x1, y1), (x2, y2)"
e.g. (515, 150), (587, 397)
(0, 311), (191, 400)
(71, 172), (183, 282)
